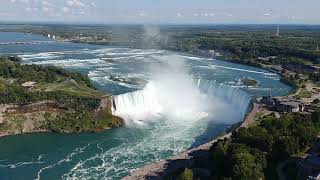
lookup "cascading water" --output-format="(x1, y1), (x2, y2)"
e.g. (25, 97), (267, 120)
(196, 79), (251, 117)
(111, 82), (164, 121)
(112, 78), (251, 123)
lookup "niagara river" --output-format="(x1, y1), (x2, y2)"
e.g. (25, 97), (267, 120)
(0, 32), (291, 180)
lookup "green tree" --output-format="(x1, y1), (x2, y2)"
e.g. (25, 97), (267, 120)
(177, 168), (193, 180)
(209, 139), (231, 177)
(232, 152), (264, 180)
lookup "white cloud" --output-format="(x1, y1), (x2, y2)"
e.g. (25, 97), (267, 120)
(62, 6), (70, 13)
(42, 6), (53, 13)
(19, 0), (29, 3)
(67, 0), (86, 7)
(139, 12), (148, 17)
(42, 1), (55, 7)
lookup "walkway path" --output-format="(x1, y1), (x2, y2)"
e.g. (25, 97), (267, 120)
(240, 103), (258, 128)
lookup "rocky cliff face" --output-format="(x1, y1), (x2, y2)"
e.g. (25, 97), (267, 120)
(0, 97), (124, 138)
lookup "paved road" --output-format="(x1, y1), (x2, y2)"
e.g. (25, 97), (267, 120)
(240, 103), (258, 128)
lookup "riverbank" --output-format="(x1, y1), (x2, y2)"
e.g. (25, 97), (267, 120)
(122, 103), (259, 179)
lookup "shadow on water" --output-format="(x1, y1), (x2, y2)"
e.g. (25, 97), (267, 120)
(189, 120), (230, 149)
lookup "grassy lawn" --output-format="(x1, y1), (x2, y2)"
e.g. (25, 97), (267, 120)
(295, 88), (311, 99)
(37, 80), (105, 98)
(249, 111), (265, 127)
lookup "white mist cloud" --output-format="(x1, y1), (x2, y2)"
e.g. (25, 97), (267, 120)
(112, 55), (211, 123)
(149, 55), (209, 120)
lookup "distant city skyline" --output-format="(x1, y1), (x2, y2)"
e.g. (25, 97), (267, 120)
(1, 0), (320, 24)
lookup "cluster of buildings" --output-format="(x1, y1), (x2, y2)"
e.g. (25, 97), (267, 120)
(258, 56), (277, 62)
(21, 81), (37, 91)
(284, 64), (320, 74)
(260, 92), (320, 179)
(260, 91), (320, 114)
(260, 93), (305, 113)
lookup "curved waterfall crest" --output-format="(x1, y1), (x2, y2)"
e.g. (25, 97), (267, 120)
(196, 79), (251, 114)
(111, 78), (251, 122)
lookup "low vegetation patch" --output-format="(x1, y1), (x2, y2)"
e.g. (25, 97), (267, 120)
(241, 78), (258, 87)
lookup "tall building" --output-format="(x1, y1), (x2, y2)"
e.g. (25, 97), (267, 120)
(317, 44), (319, 52)
(276, 26), (280, 37)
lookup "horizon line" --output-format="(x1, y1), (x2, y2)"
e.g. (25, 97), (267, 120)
(1, 21), (320, 26)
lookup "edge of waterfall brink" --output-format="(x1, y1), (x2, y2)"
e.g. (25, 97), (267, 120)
(122, 101), (258, 180)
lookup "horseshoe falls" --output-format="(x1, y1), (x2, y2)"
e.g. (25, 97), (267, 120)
(112, 79), (251, 125)
(0, 32), (291, 180)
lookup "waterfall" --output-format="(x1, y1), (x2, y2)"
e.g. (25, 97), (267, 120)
(111, 82), (164, 121)
(196, 79), (251, 116)
(112, 79), (251, 122)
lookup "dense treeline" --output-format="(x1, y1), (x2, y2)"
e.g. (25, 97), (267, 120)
(7, 25), (320, 67)
(44, 109), (121, 133)
(0, 56), (94, 88)
(0, 57), (99, 109)
(0, 90), (100, 110)
(141, 26), (320, 71)
(168, 34), (320, 65)
(208, 113), (320, 179)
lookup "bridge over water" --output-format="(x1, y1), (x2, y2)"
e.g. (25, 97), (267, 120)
(0, 41), (54, 45)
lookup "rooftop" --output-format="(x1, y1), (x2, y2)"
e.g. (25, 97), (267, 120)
(21, 81), (36, 87)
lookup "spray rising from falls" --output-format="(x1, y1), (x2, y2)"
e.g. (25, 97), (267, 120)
(111, 55), (251, 124)
(112, 79), (250, 123)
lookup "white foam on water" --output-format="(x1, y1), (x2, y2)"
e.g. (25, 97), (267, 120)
(101, 55), (144, 60)
(27, 58), (104, 67)
(0, 154), (45, 169)
(210, 64), (277, 76)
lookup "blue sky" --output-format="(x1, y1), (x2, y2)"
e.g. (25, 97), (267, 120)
(1, 0), (320, 24)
